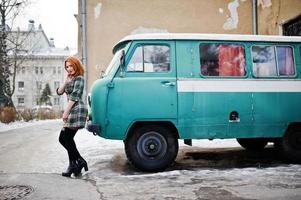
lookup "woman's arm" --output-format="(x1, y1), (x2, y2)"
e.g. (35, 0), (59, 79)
(62, 100), (75, 122)
(57, 83), (66, 95)
(57, 75), (72, 95)
(62, 76), (84, 122)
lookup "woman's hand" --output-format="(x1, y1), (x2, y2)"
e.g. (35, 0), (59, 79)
(62, 111), (69, 123)
(64, 74), (73, 84)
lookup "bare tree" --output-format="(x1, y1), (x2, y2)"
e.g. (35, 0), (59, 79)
(0, 0), (28, 108)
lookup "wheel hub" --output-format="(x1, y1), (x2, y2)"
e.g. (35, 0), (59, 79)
(148, 143), (156, 151)
(137, 131), (167, 160)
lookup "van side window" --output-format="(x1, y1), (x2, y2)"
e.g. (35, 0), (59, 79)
(127, 45), (170, 72)
(252, 45), (295, 77)
(200, 43), (246, 76)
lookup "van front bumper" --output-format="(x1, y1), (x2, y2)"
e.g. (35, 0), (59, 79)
(86, 121), (101, 135)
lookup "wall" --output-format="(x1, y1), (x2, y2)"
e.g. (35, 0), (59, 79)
(80, 0), (301, 90)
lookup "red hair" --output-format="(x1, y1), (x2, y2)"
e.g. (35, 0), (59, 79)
(64, 56), (84, 77)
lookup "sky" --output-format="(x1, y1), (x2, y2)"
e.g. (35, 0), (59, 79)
(14, 0), (78, 49)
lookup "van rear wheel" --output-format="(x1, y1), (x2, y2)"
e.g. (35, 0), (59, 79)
(237, 138), (268, 151)
(281, 126), (301, 163)
(125, 125), (178, 172)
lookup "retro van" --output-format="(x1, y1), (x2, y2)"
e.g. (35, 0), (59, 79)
(87, 33), (301, 172)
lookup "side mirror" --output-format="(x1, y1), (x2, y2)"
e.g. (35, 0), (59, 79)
(120, 50), (125, 77)
(120, 50), (125, 68)
(100, 70), (105, 78)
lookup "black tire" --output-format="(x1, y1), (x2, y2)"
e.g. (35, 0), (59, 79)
(281, 126), (301, 164)
(237, 138), (268, 151)
(125, 125), (178, 172)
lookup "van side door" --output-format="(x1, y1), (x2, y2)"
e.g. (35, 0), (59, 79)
(106, 41), (177, 139)
(176, 41), (253, 139)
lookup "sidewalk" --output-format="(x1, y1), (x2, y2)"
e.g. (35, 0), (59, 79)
(0, 173), (100, 200)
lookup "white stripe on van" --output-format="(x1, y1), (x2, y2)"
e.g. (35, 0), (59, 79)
(177, 79), (301, 92)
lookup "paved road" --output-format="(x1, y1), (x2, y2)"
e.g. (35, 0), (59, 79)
(0, 121), (301, 200)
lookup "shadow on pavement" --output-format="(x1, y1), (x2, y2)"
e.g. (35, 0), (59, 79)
(174, 146), (286, 170)
(108, 146), (288, 174)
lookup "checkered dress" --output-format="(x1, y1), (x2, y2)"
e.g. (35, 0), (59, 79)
(60, 76), (87, 128)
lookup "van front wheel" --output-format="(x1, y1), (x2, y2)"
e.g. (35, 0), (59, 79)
(125, 125), (178, 172)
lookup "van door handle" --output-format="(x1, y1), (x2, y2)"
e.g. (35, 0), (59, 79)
(161, 81), (175, 87)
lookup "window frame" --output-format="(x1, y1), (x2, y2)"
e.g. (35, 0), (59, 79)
(17, 97), (25, 106)
(199, 42), (248, 78)
(21, 66), (25, 74)
(126, 43), (172, 74)
(251, 44), (296, 78)
(54, 81), (60, 89)
(54, 97), (60, 105)
(18, 81), (24, 91)
(36, 81), (42, 90)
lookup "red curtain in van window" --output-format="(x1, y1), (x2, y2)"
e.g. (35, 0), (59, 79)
(218, 45), (245, 76)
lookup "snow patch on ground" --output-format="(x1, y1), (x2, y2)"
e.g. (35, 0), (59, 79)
(0, 119), (241, 149)
(0, 119), (61, 133)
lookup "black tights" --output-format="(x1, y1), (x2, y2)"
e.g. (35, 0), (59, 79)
(59, 127), (82, 162)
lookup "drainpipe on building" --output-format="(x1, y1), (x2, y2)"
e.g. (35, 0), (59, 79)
(252, 0), (258, 35)
(81, 0), (88, 98)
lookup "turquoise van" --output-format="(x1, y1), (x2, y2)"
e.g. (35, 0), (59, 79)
(87, 33), (301, 172)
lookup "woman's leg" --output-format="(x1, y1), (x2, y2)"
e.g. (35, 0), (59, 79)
(58, 127), (82, 177)
(61, 127), (81, 161)
(61, 128), (88, 172)
(59, 128), (74, 162)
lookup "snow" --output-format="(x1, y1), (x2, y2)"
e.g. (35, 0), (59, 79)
(0, 119), (241, 149)
(1, 120), (301, 200)
(1, 120), (300, 200)
(0, 119), (61, 133)
(181, 138), (240, 148)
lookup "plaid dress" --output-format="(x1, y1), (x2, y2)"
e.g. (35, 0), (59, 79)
(61, 76), (87, 128)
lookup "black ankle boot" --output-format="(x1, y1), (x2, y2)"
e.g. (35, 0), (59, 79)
(77, 157), (88, 173)
(62, 160), (79, 177)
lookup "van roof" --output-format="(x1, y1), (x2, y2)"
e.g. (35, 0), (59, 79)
(113, 33), (301, 53)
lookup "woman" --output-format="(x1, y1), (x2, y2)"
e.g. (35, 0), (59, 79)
(57, 56), (88, 177)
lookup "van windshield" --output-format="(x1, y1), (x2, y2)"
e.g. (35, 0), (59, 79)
(103, 49), (123, 77)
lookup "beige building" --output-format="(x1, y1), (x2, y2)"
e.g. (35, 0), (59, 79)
(77, 0), (301, 91)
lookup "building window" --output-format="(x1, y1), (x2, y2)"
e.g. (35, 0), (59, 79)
(40, 67), (43, 74)
(36, 81), (42, 90)
(35, 67), (39, 74)
(251, 45), (295, 77)
(53, 67), (56, 74)
(18, 97), (25, 106)
(283, 16), (301, 36)
(18, 81), (24, 91)
(54, 81), (60, 89)
(127, 45), (170, 72)
(58, 67), (61, 74)
(200, 43), (246, 76)
(54, 97), (60, 105)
